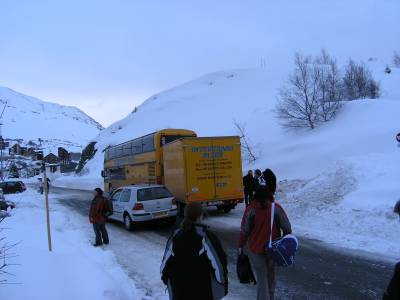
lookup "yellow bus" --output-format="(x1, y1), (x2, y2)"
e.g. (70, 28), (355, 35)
(102, 129), (197, 192)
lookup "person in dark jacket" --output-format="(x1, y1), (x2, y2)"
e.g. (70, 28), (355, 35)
(262, 169), (277, 195)
(89, 188), (109, 247)
(161, 203), (228, 300)
(46, 178), (51, 192)
(243, 170), (256, 207)
(394, 199), (400, 221)
(383, 262), (400, 300)
(238, 187), (292, 300)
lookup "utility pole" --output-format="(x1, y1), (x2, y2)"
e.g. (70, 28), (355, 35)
(39, 138), (52, 252)
(0, 100), (8, 181)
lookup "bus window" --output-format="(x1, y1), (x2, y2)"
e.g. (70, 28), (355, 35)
(117, 146), (123, 158)
(160, 135), (194, 146)
(142, 135), (155, 152)
(123, 143), (132, 156)
(109, 168), (126, 180)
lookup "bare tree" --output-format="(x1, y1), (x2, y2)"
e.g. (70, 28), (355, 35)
(314, 51), (343, 122)
(276, 51), (343, 129)
(233, 119), (257, 164)
(343, 59), (380, 100)
(0, 216), (18, 284)
(394, 52), (400, 68)
(276, 53), (321, 129)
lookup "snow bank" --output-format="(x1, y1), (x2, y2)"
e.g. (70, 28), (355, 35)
(53, 173), (103, 191)
(0, 189), (141, 300)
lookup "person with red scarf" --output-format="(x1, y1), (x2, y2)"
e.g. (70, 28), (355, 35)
(238, 186), (291, 300)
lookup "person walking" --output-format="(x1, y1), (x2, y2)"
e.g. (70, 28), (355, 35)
(383, 262), (400, 300)
(161, 202), (228, 300)
(238, 186), (292, 300)
(243, 170), (256, 207)
(394, 199), (400, 221)
(38, 178), (44, 194)
(46, 178), (51, 193)
(262, 169), (277, 195)
(89, 188), (109, 247)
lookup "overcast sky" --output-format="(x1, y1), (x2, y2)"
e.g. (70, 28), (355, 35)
(0, 0), (398, 127)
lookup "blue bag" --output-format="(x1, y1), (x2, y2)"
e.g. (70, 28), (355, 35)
(266, 203), (298, 267)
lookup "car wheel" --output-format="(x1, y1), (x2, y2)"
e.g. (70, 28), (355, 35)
(177, 202), (186, 218)
(124, 214), (134, 231)
(166, 216), (177, 227)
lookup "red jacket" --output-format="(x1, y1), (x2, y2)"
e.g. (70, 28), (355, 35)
(238, 200), (291, 254)
(89, 196), (106, 224)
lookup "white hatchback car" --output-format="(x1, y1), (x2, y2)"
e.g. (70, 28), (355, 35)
(107, 185), (177, 231)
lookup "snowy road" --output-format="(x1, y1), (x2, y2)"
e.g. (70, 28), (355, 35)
(51, 186), (393, 300)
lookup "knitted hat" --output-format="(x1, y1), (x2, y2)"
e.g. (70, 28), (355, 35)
(262, 169), (277, 194)
(94, 187), (103, 195)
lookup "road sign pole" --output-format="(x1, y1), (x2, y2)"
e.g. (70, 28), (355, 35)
(43, 163), (52, 252)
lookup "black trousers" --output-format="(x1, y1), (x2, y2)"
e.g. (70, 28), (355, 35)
(93, 223), (109, 245)
(244, 190), (253, 207)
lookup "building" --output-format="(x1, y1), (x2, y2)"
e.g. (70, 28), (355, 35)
(9, 143), (22, 155)
(44, 153), (60, 173)
(58, 147), (71, 165)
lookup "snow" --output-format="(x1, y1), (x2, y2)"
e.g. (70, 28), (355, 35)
(53, 173), (103, 191)
(0, 87), (103, 150)
(51, 0), (400, 259)
(0, 188), (141, 300)
(55, 62), (400, 259)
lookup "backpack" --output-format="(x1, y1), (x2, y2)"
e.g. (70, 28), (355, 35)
(266, 203), (298, 267)
(103, 197), (113, 217)
(236, 253), (257, 284)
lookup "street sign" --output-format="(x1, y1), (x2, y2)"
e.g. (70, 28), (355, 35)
(397, 132), (400, 143)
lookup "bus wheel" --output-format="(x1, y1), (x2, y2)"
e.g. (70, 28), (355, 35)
(124, 214), (134, 231)
(216, 205), (224, 211)
(223, 207), (232, 213)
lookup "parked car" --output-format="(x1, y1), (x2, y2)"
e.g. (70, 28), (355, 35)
(0, 181), (26, 194)
(107, 185), (177, 231)
(0, 188), (16, 211)
(0, 199), (15, 211)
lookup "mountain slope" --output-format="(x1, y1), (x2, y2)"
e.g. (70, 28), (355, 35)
(0, 87), (103, 148)
(71, 62), (400, 257)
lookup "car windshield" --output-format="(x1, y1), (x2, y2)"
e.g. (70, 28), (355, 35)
(153, 187), (173, 199)
(137, 187), (172, 201)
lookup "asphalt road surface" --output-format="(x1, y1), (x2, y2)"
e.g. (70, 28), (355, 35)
(50, 186), (394, 300)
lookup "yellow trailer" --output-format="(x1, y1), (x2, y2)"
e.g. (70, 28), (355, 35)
(163, 136), (244, 213)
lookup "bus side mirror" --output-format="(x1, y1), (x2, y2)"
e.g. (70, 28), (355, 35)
(101, 170), (105, 178)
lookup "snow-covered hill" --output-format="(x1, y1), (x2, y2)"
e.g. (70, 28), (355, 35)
(56, 0), (400, 257)
(68, 61), (400, 258)
(0, 87), (103, 149)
